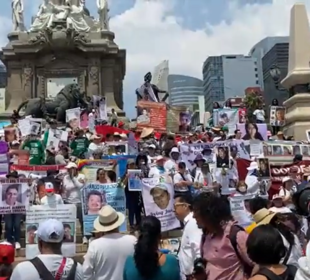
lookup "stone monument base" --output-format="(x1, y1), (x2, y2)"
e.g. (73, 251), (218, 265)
(283, 93), (310, 140)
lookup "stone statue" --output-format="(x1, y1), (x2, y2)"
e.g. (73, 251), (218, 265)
(12, 0), (25, 32)
(17, 83), (91, 122)
(30, 0), (70, 32)
(136, 72), (168, 102)
(97, 0), (109, 31)
(66, 0), (90, 32)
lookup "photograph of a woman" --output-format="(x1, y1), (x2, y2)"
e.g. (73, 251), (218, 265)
(257, 158), (270, 178)
(216, 147), (230, 168)
(242, 123), (264, 141)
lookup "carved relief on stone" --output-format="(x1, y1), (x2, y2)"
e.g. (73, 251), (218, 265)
(22, 67), (33, 97)
(88, 65), (99, 95)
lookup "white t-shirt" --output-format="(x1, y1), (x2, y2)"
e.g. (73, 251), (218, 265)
(83, 233), (137, 280)
(62, 174), (86, 204)
(173, 172), (192, 192)
(10, 254), (83, 280)
(40, 194), (64, 206)
(253, 109), (265, 121)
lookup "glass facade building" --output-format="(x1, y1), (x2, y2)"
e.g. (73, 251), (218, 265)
(168, 74), (203, 108)
(203, 55), (258, 112)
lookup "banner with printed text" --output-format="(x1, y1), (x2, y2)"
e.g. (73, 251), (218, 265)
(25, 204), (76, 259)
(81, 183), (126, 235)
(141, 177), (180, 232)
(136, 101), (167, 132)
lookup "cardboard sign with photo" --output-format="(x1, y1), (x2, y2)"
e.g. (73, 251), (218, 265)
(46, 129), (69, 151)
(270, 106), (285, 127)
(215, 146), (230, 169)
(29, 119), (42, 136)
(257, 158), (270, 179)
(107, 142), (128, 155)
(66, 108), (81, 130)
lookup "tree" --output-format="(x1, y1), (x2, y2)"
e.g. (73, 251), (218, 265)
(243, 90), (265, 123)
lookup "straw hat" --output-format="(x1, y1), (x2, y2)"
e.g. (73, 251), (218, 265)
(140, 128), (154, 139)
(253, 208), (276, 226)
(93, 205), (125, 232)
(211, 127), (221, 132)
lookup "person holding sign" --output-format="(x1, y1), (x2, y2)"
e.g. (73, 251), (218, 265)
(86, 190), (106, 215)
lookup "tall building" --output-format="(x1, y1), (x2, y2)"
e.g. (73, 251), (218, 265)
(249, 36), (289, 89)
(168, 74), (203, 108)
(203, 55), (258, 112)
(152, 60), (169, 102)
(262, 43), (289, 107)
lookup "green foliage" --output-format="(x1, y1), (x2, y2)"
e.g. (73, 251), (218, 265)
(243, 91), (264, 123)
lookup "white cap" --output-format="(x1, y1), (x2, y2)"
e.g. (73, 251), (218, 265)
(11, 140), (20, 145)
(170, 147), (179, 154)
(282, 176), (292, 183)
(35, 219), (64, 243)
(45, 182), (54, 193)
(65, 162), (77, 169)
(148, 144), (156, 149)
(114, 132), (120, 136)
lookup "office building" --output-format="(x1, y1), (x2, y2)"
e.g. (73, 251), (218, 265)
(203, 55), (258, 112)
(262, 43), (289, 107)
(249, 36), (289, 89)
(168, 74), (203, 108)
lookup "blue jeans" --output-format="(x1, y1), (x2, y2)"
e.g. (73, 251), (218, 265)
(4, 214), (22, 243)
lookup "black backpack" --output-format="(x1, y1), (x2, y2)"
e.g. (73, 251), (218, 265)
(255, 265), (297, 280)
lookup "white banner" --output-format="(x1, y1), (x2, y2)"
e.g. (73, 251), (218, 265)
(141, 177), (180, 232)
(25, 204), (76, 259)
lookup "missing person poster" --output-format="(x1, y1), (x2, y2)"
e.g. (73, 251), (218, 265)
(141, 177), (180, 232)
(25, 204), (76, 259)
(0, 182), (30, 214)
(81, 183), (126, 235)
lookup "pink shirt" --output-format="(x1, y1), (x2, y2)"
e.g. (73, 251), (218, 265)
(201, 221), (252, 280)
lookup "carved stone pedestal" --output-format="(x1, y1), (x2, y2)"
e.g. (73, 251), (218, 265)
(283, 93), (310, 140)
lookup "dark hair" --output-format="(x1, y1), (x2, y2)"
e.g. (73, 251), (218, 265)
(96, 168), (105, 180)
(234, 129), (240, 134)
(27, 225), (37, 232)
(270, 214), (295, 247)
(0, 264), (13, 279)
(106, 133), (111, 138)
(213, 102), (220, 109)
(134, 216), (161, 279)
(243, 123), (264, 141)
(178, 162), (186, 169)
(249, 197), (268, 215)
(87, 190), (103, 202)
(63, 223), (71, 229)
(107, 170), (117, 182)
(272, 99), (279, 106)
(174, 193), (193, 210)
(5, 185), (19, 193)
(247, 224), (286, 265)
(193, 193), (232, 229)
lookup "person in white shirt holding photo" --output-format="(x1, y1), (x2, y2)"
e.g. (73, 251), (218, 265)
(173, 162), (193, 196)
(40, 182), (63, 206)
(253, 106), (265, 123)
(174, 194), (202, 280)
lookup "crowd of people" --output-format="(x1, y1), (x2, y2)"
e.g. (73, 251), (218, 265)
(0, 98), (308, 280)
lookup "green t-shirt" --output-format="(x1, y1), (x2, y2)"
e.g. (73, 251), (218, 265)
(70, 137), (90, 157)
(22, 139), (45, 165)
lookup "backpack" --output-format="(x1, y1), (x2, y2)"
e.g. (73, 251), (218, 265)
(228, 225), (254, 277)
(255, 265), (297, 280)
(29, 257), (77, 280)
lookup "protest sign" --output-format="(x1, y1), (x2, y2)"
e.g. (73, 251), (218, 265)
(236, 159), (310, 197)
(81, 183), (126, 235)
(77, 159), (116, 182)
(102, 155), (136, 178)
(66, 107), (80, 130)
(141, 177), (180, 232)
(0, 182), (29, 214)
(128, 169), (142, 191)
(136, 101), (167, 132)
(229, 195), (253, 228)
(160, 238), (181, 255)
(213, 108), (238, 134)
(25, 204), (76, 259)
(106, 141), (128, 155)
(270, 106), (285, 126)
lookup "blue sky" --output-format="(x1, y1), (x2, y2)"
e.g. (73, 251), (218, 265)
(0, 0), (304, 117)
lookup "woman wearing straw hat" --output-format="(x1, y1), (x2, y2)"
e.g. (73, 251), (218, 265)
(83, 205), (137, 279)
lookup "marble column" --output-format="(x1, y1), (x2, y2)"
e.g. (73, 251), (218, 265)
(281, 3), (310, 140)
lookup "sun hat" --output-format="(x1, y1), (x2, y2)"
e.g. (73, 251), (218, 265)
(93, 205), (125, 232)
(148, 144), (156, 149)
(253, 208), (277, 226)
(0, 241), (15, 264)
(140, 128), (154, 139)
(90, 134), (102, 140)
(194, 154), (206, 163)
(35, 219), (64, 243)
(120, 133), (127, 139)
(65, 162), (78, 169)
(247, 161), (258, 171)
(113, 132), (120, 136)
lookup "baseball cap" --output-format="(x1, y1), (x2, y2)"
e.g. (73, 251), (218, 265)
(0, 241), (14, 264)
(35, 219), (64, 243)
(45, 182), (54, 193)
